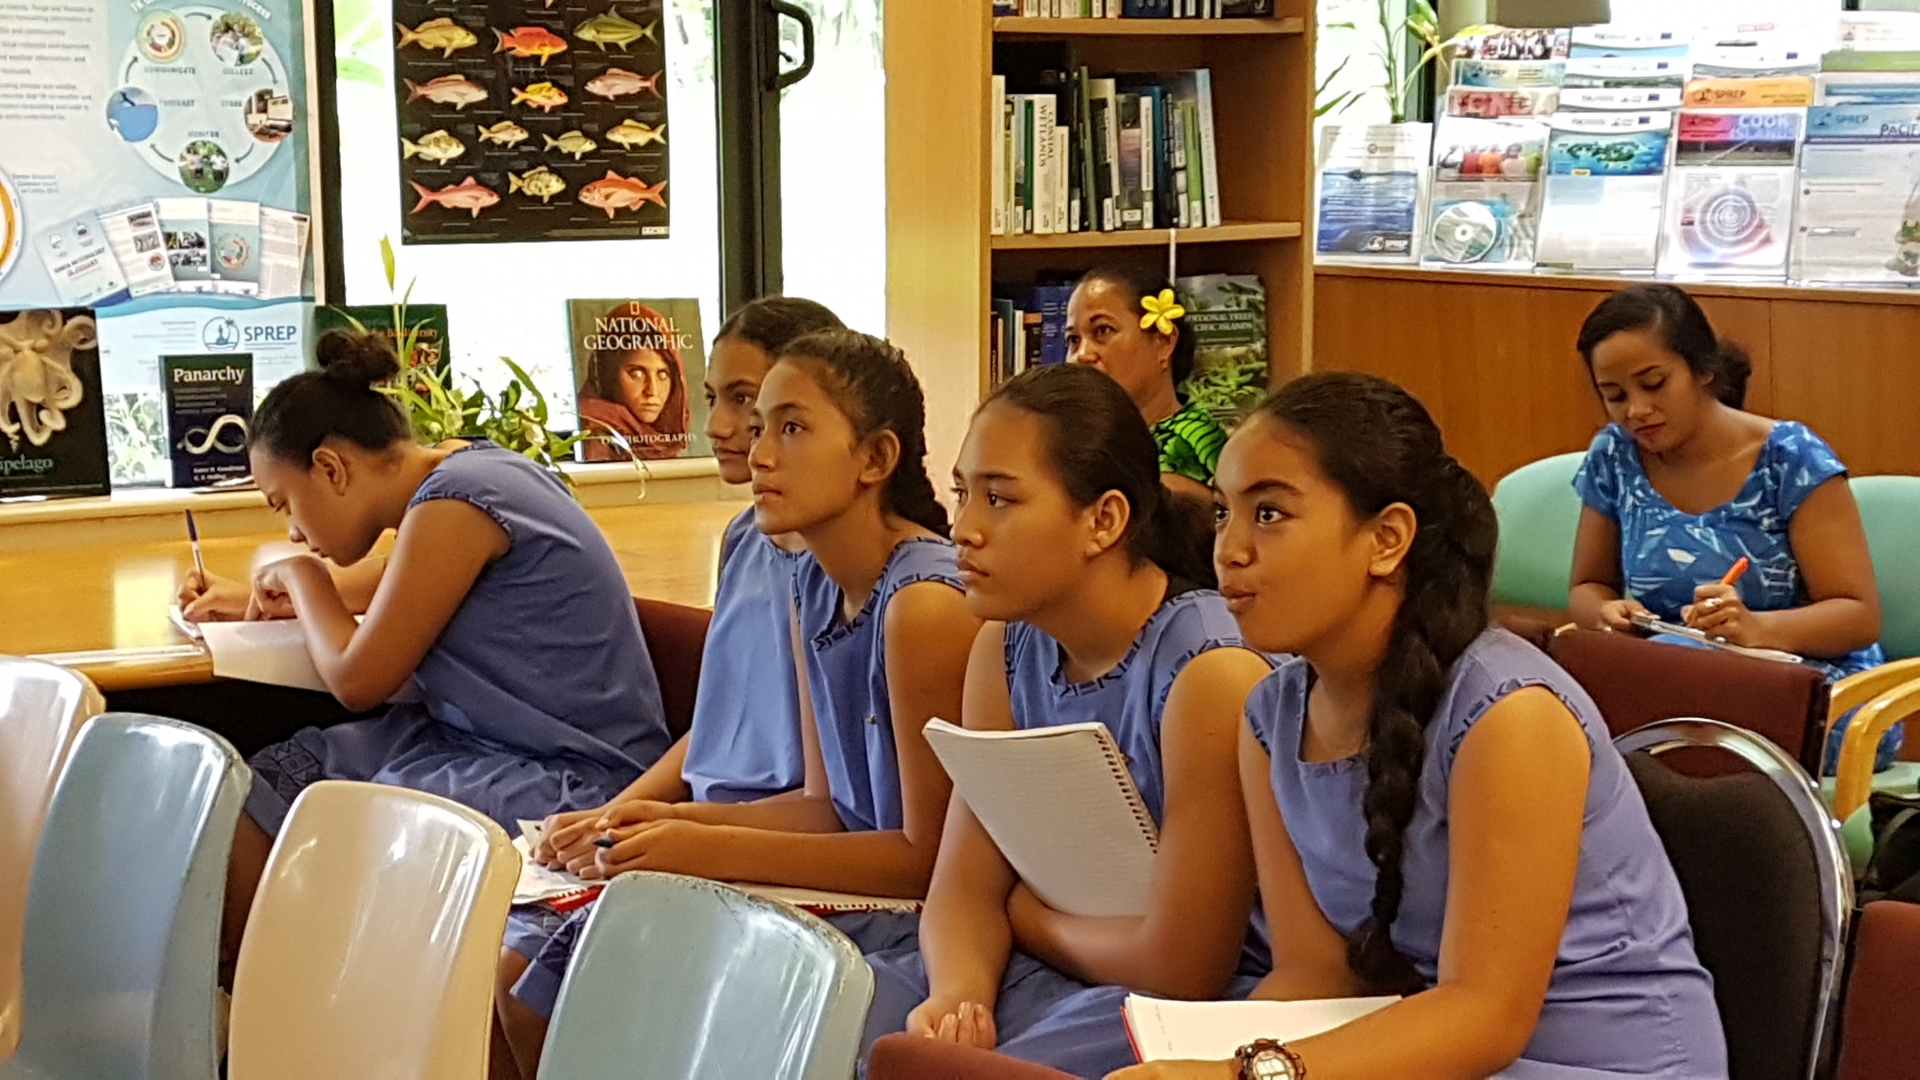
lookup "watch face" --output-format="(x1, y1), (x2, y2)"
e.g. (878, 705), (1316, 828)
(1251, 1050), (1294, 1080)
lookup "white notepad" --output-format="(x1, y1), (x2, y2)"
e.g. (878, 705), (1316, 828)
(1123, 995), (1399, 1062)
(199, 619), (329, 693)
(923, 718), (1158, 918)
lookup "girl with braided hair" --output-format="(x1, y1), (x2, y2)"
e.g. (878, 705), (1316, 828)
(1114, 371), (1724, 1080)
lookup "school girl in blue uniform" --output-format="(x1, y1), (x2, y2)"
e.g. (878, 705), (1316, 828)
(858, 364), (1273, 1078)
(496, 329), (979, 1079)
(1567, 284), (1892, 771)
(178, 330), (671, 965)
(1111, 372), (1725, 1080)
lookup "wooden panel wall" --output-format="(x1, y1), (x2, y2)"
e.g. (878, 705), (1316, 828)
(1312, 267), (1920, 484)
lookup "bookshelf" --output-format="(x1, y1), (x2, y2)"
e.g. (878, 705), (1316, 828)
(886, 3), (1317, 476)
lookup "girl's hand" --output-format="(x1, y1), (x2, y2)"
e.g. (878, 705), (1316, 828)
(1683, 584), (1762, 645)
(1105, 1062), (1236, 1080)
(178, 569), (252, 623)
(584, 819), (715, 880)
(535, 807), (605, 867)
(1595, 597), (1651, 632)
(248, 555), (329, 620)
(594, 799), (680, 830)
(907, 998), (996, 1050)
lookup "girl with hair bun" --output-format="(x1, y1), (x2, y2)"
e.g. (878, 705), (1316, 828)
(178, 329), (671, 962)
(860, 363), (1272, 1077)
(1568, 283), (1891, 770)
(1111, 371), (1725, 1080)
(495, 330), (980, 1080)
(1068, 264), (1229, 498)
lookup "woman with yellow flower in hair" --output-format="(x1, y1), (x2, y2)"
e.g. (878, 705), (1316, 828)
(1067, 264), (1231, 497)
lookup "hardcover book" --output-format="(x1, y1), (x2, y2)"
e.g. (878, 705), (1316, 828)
(568, 298), (710, 462)
(0, 308), (110, 499)
(163, 352), (254, 488)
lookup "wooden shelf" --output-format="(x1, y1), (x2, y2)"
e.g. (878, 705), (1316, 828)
(993, 221), (1302, 251)
(992, 16), (1305, 36)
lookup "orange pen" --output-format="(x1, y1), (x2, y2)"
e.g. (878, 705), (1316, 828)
(1718, 556), (1750, 588)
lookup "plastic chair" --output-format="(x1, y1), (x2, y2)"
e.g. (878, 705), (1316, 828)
(227, 780), (517, 1080)
(633, 597), (712, 743)
(0, 714), (248, 1080)
(868, 1034), (1075, 1080)
(1834, 900), (1920, 1080)
(1618, 719), (1852, 1080)
(1829, 667), (1920, 822)
(1489, 452), (1586, 612)
(539, 871), (874, 1080)
(1852, 475), (1920, 662)
(0, 659), (103, 1059)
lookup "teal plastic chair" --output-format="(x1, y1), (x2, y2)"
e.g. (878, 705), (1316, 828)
(1490, 452), (1588, 612)
(0, 714), (248, 1080)
(1853, 475), (1920, 661)
(539, 872), (874, 1080)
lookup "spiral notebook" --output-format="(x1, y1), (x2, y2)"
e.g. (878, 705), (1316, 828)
(923, 718), (1158, 918)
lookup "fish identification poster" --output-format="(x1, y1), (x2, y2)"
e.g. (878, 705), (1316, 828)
(393, 0), (669, 244)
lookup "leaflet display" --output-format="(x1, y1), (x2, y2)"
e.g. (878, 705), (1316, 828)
(0, 0), (315, 310)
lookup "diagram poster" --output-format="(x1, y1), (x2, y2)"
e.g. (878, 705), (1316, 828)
(393, 0), (669, 244)
(0, 0), (314, 310)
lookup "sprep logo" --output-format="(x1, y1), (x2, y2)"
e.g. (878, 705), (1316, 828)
(203, 317), (241, 351)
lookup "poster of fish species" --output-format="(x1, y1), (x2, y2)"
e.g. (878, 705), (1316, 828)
(393, 0), (668, 244)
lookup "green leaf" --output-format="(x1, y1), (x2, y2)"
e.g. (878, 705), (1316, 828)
(380, 236), (396, 293)
(336, 57), (384, 87)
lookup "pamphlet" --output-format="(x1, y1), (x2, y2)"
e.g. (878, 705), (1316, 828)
(156, 198), (215, 292)
(1563, 58), (1689, 91)
(162, 353), (253, 488)
(97, 203), (176, 297)
(1793, 104), (1920, 284)
(1452, 59), (1567, 89)
(1445, 86), (1559, 119)
(1316, 123), (1432, 262)
(207, 199), (262, 296)
(1659, 109), (1801, 278)
(32, 213), (130, 307)
(1569, 26), (1691, 60)
(1425, 117), (1547, 271)
(1452, 27), (1568, 61)
(1536, 112), (1675, 272)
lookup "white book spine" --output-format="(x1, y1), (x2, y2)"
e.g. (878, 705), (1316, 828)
(1034, 97), (1058, 233)
(1195, 69), (1223, 227)
(1170, 104), (1189, 229)
(991, 75), (1008, 236)
(1139, 94), (1156, 229)
(1102, 89), (1122, 230)
(1055, 126), (1071, 235)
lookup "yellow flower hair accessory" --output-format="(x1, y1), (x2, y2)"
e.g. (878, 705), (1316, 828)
(1139, 289), (1185, 336)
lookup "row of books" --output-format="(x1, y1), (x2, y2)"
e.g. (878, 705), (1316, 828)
(991, 1), (1273, 17)
(1319, 17), (1920, 286)
(992, 68), (1223, 236)
(989, 274), (1269, 422)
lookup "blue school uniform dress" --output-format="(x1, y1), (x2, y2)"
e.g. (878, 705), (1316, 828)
(1573, 421), (1896, 769)
(509, 535), (962, 1019)
(1250, 628), (1728, 1079)
(500, 507), (806, 961)
(859, 587), (1271, 1080)
(244, 441), (671, 836)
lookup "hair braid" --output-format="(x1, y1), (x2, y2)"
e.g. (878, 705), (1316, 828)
(1259, 375), (1498, 996)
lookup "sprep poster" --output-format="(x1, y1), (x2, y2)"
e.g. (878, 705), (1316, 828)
(0, 0), (315, 310)
(393, 0), (669, 244)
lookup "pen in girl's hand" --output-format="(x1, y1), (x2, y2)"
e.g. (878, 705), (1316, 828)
(594, 835), (616, 849)
(1718, 556), (1750, 588)
(185, 510), (207, 586)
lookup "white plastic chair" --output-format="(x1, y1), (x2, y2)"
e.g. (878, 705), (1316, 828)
(227, 780), (517, 1080)
(539, 871), (874, 1080)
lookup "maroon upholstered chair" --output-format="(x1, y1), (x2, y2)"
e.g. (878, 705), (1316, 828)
(632, 597), (711, 743)
(1548, 628), (1829, 776)
(1836, 900), (1920, 1080)
(868, 1034), (1077, 1080)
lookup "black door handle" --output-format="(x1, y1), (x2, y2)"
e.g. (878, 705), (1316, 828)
(769, 0), (815, 92)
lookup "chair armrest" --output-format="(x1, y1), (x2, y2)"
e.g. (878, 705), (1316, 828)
(1828, 659), (1920, 728)
(867, 1033), (1078, 1080)
(1833, 679), (1920, 820)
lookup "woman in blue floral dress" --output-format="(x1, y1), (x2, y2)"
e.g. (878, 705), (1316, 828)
(1568, 284), (1894, 770)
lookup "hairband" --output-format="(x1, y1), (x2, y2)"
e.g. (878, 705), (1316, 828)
(1140, 289), (1185, 336)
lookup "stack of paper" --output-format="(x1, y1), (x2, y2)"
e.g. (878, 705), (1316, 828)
(1123, 995), (1399, 1063)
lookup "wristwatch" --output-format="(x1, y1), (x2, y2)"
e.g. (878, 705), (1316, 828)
(1235, 1038), (1305, 1080)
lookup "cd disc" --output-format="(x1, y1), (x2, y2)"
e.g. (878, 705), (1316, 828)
(1428, 201), (1501, 264)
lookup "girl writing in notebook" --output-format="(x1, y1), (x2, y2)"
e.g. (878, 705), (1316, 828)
(866, 364), (1272, 1077)
(1115, 372), (1724, 1080)
(1566, 284), (1891, 770)
(1067, 265), (1228, 499)
(177, 330), (671, 963)
(495, 297), (843, 1026)
(495, 330), (978, 1079)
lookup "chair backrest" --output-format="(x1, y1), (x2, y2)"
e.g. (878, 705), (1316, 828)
(227, 780), (517, 1080)
(634, 597), (712, 742)
(1835, 900), (1920, 1080)
(1553, 628), (1829, 775)
(1852, 475), (1920, 661)
(1617, 720), (1852, 1080)
(0, 658), (103, 1058)
(12, 713), (248, 1080)
(540, 872), (874, 1080)
(1489, 452), (1586, 611)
